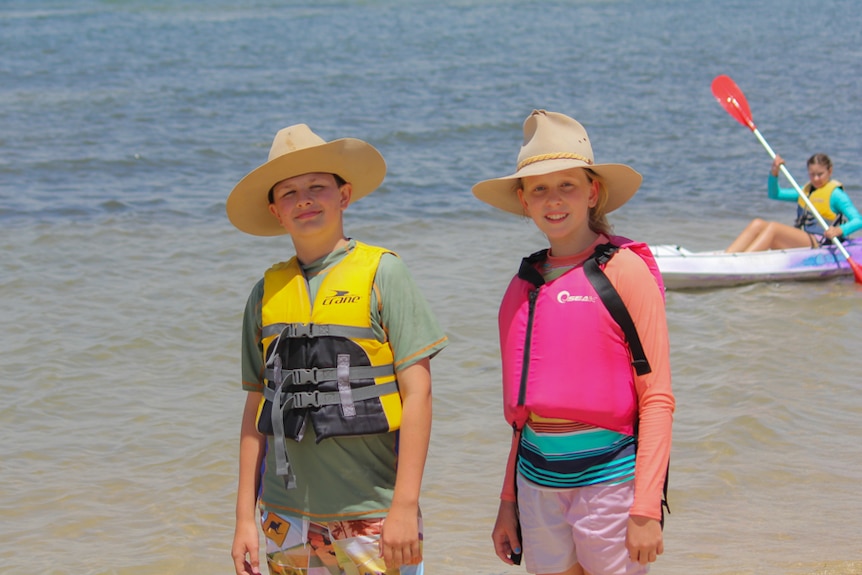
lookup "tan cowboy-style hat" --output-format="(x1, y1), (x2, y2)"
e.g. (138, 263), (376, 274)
(226, 124), (386, 236)
(472, 110), (642, 215)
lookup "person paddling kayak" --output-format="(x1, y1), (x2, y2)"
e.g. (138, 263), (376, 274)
(726, 153), (862, 253)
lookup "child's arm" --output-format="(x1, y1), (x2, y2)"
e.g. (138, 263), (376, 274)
(231, 391), (265, 575)
(605, 251), (675, 565)
(768, 173), (800, 202)
(832, 187), (862, 237)
(380, 358), (432, 569)
(605, 251), (674, 519)
(492, 429), (522, 564)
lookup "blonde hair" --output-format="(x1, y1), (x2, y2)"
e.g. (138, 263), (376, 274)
(585, 169), (612, 235)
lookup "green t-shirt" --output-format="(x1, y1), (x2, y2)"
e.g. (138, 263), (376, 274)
(240, 240), (448, 520)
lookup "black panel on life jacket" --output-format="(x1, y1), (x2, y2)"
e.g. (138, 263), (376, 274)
(260, 333), (390, 442)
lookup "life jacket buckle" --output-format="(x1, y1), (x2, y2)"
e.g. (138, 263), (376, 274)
(289, 367), (320, 384)
(286, 323), (313, 338)
(292, 390), (321, 408)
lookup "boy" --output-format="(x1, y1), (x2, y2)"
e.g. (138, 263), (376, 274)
(227, 124), (447, 575)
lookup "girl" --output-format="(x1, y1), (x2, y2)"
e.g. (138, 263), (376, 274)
(726, 153), (862, 252)
(472, 110), (675, 575)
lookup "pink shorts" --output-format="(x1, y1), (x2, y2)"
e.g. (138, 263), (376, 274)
(516, 475), (648, 575)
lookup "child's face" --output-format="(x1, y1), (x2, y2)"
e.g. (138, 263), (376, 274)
(268, 172), (351, 239)
(517, 167), (599, 251)
(807, 162), (832, 189)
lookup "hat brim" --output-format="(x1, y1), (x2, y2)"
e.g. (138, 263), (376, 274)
(472, 159), (642, 216)
(226, 138), (386, 236)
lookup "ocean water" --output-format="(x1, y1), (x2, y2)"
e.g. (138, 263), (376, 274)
(1, 1), (861, 574)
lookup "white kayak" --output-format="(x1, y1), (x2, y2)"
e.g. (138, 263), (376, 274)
(650, 238), (862, 289)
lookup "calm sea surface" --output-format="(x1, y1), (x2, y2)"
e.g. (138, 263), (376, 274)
(2, 1), (861, 574)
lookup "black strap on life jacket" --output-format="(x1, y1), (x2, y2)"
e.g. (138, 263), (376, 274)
(583, 243), (651, 376)
(516, 248), (548, 287)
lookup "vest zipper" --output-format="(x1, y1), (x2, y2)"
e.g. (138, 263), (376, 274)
(517, 288), (539, 408)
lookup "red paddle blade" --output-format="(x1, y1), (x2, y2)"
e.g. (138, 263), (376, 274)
(850, 257), (862, 285)
(711, 75), (755, 130)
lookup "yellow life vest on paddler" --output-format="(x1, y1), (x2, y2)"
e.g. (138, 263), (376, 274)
(257, 242), (402, 485)
(797, 180), (842, 221)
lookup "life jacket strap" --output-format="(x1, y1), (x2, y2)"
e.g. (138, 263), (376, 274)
(263, 379), (399, 409)
(517, 248), (550, 288)
(336, 354), (356, 417)
(270, 355), (298, 489)
(262, 322), (377, 341)
(264, 364), (394, 386)
(584, 244), (652, 376)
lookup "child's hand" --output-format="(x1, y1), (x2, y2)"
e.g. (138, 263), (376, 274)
(380, 502), (422, 568)
(771, 154), (784, 177)
(491, 499), (522, 564)
(625, 515), (663, 565)
(824, 226), (844, 240)
(231, 518), (262, 575)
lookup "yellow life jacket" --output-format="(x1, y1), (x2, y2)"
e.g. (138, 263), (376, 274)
(257, 242), (401, 486)
(798, 180), (842, 221)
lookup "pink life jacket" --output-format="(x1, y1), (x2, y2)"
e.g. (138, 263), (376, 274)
(499, 236), (665, 435)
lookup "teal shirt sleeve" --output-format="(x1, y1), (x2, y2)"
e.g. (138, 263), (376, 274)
(767, 174), (800, 202)
(831, 187), (862, 237)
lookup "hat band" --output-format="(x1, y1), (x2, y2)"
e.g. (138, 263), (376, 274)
(517, 152), (593, 171)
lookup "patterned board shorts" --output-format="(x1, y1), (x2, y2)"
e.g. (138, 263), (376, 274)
(260, 510), (424, 575)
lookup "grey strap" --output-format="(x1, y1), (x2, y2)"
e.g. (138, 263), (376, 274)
(262, 322), (377, 341)
(263, 380), (399, 409)
(265, 376), (398, 489)
(336, 354), (356, 418)
(264, 363), (394, 385)
(269, 355), (297, 489)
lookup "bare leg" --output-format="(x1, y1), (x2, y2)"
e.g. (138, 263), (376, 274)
(726, 218), (769, 253)
(743, 221), (811, 252)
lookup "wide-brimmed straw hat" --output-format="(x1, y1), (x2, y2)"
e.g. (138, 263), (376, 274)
(227, 124), (386, 236)
(472, 110), (642, 215)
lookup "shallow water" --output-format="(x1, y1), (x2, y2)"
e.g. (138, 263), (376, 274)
(2, 1), (862, 574)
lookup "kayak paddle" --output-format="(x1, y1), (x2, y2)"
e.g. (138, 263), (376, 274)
(711, 74), (862, 285)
